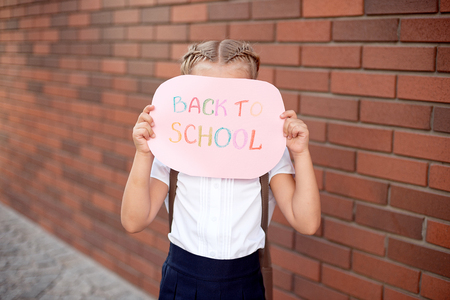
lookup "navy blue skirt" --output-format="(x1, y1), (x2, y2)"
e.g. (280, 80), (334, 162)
(159, 243), (265, 300)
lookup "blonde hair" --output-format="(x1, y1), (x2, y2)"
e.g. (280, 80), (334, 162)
(180, 40), (260, 79)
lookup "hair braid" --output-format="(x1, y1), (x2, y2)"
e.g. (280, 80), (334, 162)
(180, 40), (260, 79)
(181, 42), (219, 75)
(224, 44), (260, 78)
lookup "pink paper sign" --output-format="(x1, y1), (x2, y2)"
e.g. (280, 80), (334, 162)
(148, 75), (286, 179)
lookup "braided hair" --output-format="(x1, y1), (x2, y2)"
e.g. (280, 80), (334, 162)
(180, 40), (260, 79)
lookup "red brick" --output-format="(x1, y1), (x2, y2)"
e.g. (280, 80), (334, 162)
(304, 119), (326, 142)
(353, 251), (420, 293)
(398, 75), (450, 103)
(127, 60), (153, 76)
(33, 43), (50, 55)
(78, 28), (100, 41)
(172, 4), (207, 23)
(189, 23), (227, 41)
(322, 264), (382, 300)
(324, 218), (385, 256)
(437, 47), (450, 72)
(60, 57), (79, 70)
(363, 46), (436, 71)
(357, 152), (428, 186)
(103, 0), (126, 8)
(158, 0), (188, 4)
(434, 107), (450, 133)
(300, 95), (358, 121)
(142, 278), (160, 299)
(303, 0), (363, 17)
(111, 110), (137, 127)
(281, 91), (299, 112)
(155, 25), (187, 41)
(360, 100), (431, 130)
(127, 26), (154, 41)
(113, 77), (138, 92)
(272, 205), (290, 227)
(113, 43), (139, 58)
(271, 245), (320, 281)
(443, 0), (450, 12)
(277, 20), (331, 42)
(268, 222), (294, 249)
(258, 67), (275, 84)
(68, 13), (90, 27)
(252, 0), (301, 19)
(394, 131), (450, 163)
(102, 27), (125, 40)
(355, 203), (423, 239)
(365, 0), (438, 15)
(328, 123), (392, 152)
(331, 71), (396, 98)
(384, 288), (420, 300)
(302, 45), (361, 69)
(229, 22), (275, 42)
(92, 193), (117, 213)
(421, 273), (450, 299)
(295, 234), (351, 269)
(320, 193), (353, 221)
(430, 164), (450, 192)
(294, 276), (349, 300)
(129, 0), (156, 6)
(333, 19), (399, 42)
(401, 18), (450, 42)
(273, 289), (299, 300)
(142, 7), (170, 23)
(326, 171), (389, 204)
(388, 238), (450, 277)
(129, 254), (159, 279)
(426, 220), (450, 249)
(273, 266), (293, 291)
(309, 144), (355, 171)
(114, 261), (142, 287)
(391, 185), (450, 221)
(113, 9), (139, 24)
(142, 43), (170, 60)
(207, 2), (250, 21)
(253, 44), (300, 66)
(80, 146), (102, 162)
(79, 0), (102, 10)
(42, 29), (59, 42)
(101, 59), (126, 74)
(155, 61), (181, 79)
(275, 69), (329, 92)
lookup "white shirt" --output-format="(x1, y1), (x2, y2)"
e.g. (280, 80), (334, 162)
(151, 148), (295, 260)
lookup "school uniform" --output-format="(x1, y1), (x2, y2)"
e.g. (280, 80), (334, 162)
(151, 148), (295, 299)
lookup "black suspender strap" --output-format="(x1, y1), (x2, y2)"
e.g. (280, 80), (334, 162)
(259, 172), (273, 300)
(168, 169), (179, 229)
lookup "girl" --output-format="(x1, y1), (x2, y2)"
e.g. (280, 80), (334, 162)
(121, 40), (321, 300)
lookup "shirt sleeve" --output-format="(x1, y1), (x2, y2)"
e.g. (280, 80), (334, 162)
(150, 157), (170, 187)
(268, 148), (295, 182)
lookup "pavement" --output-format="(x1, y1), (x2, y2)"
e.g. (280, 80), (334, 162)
(0, 201), (157, 300)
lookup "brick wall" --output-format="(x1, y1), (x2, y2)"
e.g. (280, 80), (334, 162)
(0, 0), (449, 299)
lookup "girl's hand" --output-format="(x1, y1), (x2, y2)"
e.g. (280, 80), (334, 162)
(280, 110), (310, 156)
(133, 105), (156, 154)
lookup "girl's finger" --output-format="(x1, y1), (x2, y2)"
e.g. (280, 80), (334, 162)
(137, 105), (155, 124)
(134, 123), (155, 139)
(280, 110), (297, 119)
(143, 104), (154, 114)
(137, 112), (155, 126)
(283, 118), (293, 137)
